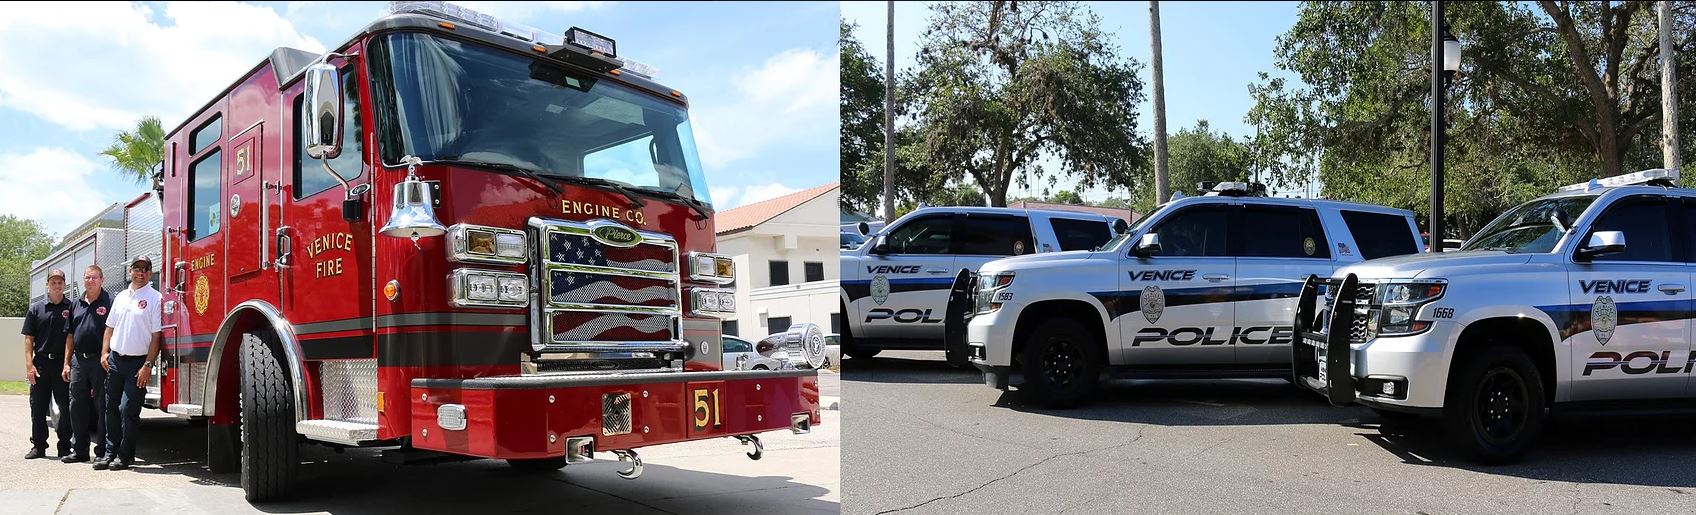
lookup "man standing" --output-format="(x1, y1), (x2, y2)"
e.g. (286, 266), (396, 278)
(101, 258), (161, 471)
(20, 270), (72, 459)
(63, 265), (111, 465)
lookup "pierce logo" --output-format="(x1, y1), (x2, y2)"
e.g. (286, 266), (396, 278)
(590, 223), (640, 247)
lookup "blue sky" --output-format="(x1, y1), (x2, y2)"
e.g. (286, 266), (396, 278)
(0, 1), (838, 237)
(840, 1), (1305, 203)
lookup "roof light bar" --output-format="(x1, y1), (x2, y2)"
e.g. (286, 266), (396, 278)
(386, 1), (659, 78)
(566, 27), (616, 58)
(1557, 168), (1681, 192)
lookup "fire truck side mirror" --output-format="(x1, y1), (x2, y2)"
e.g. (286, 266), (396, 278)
(303, 63), (343, 160)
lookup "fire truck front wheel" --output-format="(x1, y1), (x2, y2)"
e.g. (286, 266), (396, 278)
(240, 332), (300, 501)
(507, 456), (570, 472)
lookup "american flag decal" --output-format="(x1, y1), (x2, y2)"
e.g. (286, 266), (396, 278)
(550, 271), (676, 307)
(550, 233), (674, 272)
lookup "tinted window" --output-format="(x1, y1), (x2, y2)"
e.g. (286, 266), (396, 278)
(722, 320), (739, 337)
(1341, 211), (1418, 259)
(769, 260), (789, 287)
(804, 262), (824, 282)
(830, 312), (841, 333)
(884, 216), (953, 255)
(722, 337), (750, 353)
(1050, 218), (1112, 251)
(1589, 199), (1673, 262)
(768, 316), (792, 334)
(189, 150), (222, 241)
(191, 116), (221, 155)
(1150, 207), (1228, 257)
(841, 232), (864, 248)
(954, 216), (1035, 256)
(1239, 207), (1330, 258)
(294, 70), (365, 199)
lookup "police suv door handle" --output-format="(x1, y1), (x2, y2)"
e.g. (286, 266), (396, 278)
(925, 268), (950, 274)
(1202, 273), (1230, 282)
(1659, 283), (1686, 295)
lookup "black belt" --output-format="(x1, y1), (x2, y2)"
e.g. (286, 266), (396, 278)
(34, 353), (61, 361)
(74, 351), (100, 360)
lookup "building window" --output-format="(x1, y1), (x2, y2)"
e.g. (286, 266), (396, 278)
(768, 260), (789, 287)
(804, 261), (824, 282)
(830, 313), (841, 334)
(768, 316), (792, 333)
(722, 320), (739, 337)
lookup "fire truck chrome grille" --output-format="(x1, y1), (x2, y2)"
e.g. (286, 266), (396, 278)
(530, 218), (683, 355)
(602, 392), (633, 436)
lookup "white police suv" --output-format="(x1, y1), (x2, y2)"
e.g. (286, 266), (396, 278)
(841, 206), (1124, 365)
(955, 183), (1422, 407)
(1294, 168), (1696, 464)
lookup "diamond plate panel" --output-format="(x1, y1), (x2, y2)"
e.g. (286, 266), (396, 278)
(188, 361), (208, 405)
(319, 359), (378, 424)
(602, 392), (632, 436)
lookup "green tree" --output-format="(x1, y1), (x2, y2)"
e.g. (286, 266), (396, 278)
(906, 1), (1149, 207)
(840, 20), (887, 213)
(0, 216), (57, 317)
(99, 116), (165, 184)
(1163, 120), (1250, 204)
(1251, 1), (1696, 238)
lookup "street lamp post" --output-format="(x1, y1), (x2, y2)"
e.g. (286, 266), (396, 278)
(1430, 1), (1460, 252)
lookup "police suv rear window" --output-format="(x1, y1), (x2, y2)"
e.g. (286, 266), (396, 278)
(1239, 206), (1330, 259)
(1049, 217), (1112, 251)
(955, 216), (1035, 256)
(1340, 210), (1418, 259)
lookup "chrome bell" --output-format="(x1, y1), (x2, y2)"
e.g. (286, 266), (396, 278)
(379, 158), (446, 241)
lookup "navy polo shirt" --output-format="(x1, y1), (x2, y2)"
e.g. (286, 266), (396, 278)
(21, 296), (73, 360)
(69, 290), (113, 355)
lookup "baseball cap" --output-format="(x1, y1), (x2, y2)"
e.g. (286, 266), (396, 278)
(130, 257), (153, 271)
(46, 269), (66, 281)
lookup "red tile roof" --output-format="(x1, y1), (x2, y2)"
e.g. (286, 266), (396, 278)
(715, 183), (839, 235)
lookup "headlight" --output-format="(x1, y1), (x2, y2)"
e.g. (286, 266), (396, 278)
(691, 288), (735, 317)
(449, 224), (527, 265)
(688, 251), (735, 284)
(450, 269), (529, 308)
(1375, 280), (1446, 335)
(974, 272), (1015, 314)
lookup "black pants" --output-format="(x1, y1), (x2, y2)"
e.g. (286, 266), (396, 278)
(103, 353), (146, 464)
(68, 353), (107, 458)
(28, 358), (70, 454)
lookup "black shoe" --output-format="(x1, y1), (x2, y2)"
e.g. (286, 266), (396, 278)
(108, 461), (129, 471)
(23, 448), (45, 460)
(61, 454), (89, 463)
(92, 458), (111, 470)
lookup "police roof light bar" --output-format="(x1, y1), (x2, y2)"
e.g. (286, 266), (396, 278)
(1556, 168), (1681, 192)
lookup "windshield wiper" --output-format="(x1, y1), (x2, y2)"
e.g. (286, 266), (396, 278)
(632, 186), (713, 221)
(430, 158), (564, 195)
(553, 176), (648, 210)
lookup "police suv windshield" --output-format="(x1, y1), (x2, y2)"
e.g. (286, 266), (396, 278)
(371, 32), (712, 205)
(1460, 196), (1597, 253)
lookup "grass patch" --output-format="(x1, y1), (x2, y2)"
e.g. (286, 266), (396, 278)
(0, 381), (29, 395)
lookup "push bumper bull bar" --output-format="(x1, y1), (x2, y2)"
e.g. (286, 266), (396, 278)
(1292, 273), (1360, 406)
(408, 369), (820, 460)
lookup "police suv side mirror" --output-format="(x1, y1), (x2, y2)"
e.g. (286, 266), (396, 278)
(1575, 231), (1626, 262)
(857, 221), (871, 236)
(303, 63), (343, 160)
(1133, 232), (1161, 257)
(1113, 218), (1130, 235)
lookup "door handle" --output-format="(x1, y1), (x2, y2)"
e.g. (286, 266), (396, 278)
(1659, 284), (1686, 295)
(1203, 274), (1230, 282)
(925, 268), (950, 274)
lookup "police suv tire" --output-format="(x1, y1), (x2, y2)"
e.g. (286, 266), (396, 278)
(944, 345), (970, 369)
(507, 456), (569, 472)
(1020, 318), (1102, 409)
(1441, 344), (1546, 465)
(240, 332), (300, 502)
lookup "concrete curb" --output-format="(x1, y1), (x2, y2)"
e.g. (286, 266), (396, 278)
(821, 396), (840, 411)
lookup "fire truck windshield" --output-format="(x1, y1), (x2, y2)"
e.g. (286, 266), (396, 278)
(371, 32), (713, 206)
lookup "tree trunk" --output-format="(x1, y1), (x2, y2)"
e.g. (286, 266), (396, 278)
(1662, 0), (1681, 172)
(1150, 0), (1170, 203)
(883, 0), (896, 223)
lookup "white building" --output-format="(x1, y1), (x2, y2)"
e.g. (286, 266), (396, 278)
(714, 183), (840, 339)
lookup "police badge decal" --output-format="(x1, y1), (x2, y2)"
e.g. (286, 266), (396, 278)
(1141, 285), (1165, 323)
(1592, 295), (1617, 345)
(870, 275), (891, 305)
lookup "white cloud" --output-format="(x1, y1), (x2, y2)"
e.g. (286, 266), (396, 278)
(691, 48), (838, 169)
(711, 183), (802, 210)
(0, 2), (325, 132)
(0, 148), (121, 236)
(739, 183), (802, 206)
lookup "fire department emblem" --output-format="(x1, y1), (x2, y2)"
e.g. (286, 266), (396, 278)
(96, 307), (106, 316)
(870, 275), (891, 305)
(1593, 295), (1617, 345)
(193, 275), (210, 315)
(1141, 285), (1165, 323)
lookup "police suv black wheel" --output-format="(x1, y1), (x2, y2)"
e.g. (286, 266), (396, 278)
(1020, 318), (1101, 409)
(240, 332), (300, 501)
(507, 456), (570, 472)
(944, 346), (970, 369)
(1442, 345), (1546, 465)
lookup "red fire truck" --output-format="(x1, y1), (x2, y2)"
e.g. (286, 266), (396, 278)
(143, 1), (823, 501)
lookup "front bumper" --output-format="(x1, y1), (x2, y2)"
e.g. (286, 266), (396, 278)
(409, 369), (819, 459)
(1293, 274), (1450, 410)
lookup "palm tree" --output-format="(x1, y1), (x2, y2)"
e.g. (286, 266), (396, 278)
(99, 116), (165, 184)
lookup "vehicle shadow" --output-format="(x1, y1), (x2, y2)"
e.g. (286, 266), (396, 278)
(993, 377), (1374, 427)
(124, 416), (836, 513)
(1355, 414), (1696, 488)
(840, 353), (980, 385)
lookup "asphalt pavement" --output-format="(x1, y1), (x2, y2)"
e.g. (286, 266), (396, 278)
(0, 389), (838, 514)
(844, 350), (1696, 514)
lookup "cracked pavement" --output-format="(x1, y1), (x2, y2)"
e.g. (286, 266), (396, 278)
(844, 351), (1696, 514)
(0, 394), (838, 514)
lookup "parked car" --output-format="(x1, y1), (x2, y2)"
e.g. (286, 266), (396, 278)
(722, 335), (786, 370)
(823, 333), (841, 368)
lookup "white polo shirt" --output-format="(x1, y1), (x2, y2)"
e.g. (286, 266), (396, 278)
(107, 283), (162, 357)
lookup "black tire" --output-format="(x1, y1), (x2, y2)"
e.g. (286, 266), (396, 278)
(944, 346), (970, 369)
(1442, 344), (1546, 465)
(844, 347), (881, 359)
(754, 365), (769, 370)
(1019, 318), (1102, 409)
(240, 332), (300, 501)
(507, 456), (570, 472)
